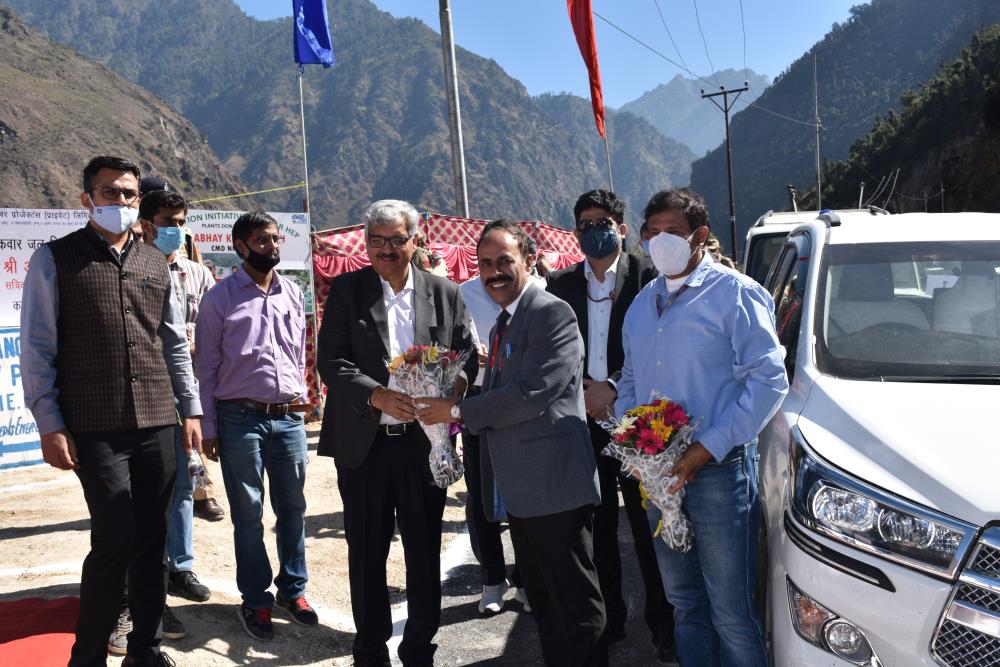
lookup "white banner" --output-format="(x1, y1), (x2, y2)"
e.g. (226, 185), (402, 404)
(0, 326), (40, 470)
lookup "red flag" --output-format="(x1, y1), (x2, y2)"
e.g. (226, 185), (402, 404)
(567, 0), (606, 138)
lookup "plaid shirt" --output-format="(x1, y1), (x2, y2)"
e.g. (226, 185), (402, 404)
(168, 255), (216, 341)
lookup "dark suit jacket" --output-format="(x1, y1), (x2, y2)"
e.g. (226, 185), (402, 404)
(546, 252), (658, 449)
(462, 286), (601, 520)
(316, 265), (477, 468)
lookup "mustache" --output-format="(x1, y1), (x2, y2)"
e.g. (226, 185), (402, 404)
(486, 275), (514, 286)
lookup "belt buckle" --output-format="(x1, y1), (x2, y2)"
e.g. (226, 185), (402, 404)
(276, 403), (289, 418)
(384, 423), (406, 436)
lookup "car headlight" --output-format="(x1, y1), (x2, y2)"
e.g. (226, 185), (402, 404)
(789, 427), (976, 578)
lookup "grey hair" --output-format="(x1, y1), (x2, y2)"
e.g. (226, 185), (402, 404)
(363, 199), (420, 237)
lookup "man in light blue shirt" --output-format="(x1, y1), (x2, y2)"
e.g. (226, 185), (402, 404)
(615, 188), (788, 667)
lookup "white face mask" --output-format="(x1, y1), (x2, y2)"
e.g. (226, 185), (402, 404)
(648, 231), (695, 276)
(88, 194), (139, 235)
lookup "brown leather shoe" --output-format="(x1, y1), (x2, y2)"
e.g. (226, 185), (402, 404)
(193, 497), (225, 521)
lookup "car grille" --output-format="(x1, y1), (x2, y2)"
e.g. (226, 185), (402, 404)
(932, 527), (1000, 667)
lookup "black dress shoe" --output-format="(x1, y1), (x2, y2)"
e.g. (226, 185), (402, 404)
(193, 497), (225, 521)
(169, 570), (212, 602)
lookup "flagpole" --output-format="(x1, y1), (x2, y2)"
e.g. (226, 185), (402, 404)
(602, 115), (614, 191)
(297, 63), (323, 417)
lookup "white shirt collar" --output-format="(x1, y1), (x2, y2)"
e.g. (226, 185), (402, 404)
(504, 279), (536, 318)
(379, 266), (414, 300)
(583, 252), (620, 283)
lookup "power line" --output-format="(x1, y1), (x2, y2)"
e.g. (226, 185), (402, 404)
(736, 0), (749, 84)
(592, 10), (818, 128)
(690, 0), (719, 84)
(651, 0), (690, 71)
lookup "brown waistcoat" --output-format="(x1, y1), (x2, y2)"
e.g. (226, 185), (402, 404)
(48, 228), (176, 432)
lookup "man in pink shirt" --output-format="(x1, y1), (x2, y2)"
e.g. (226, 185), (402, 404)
(195, 212), (316, 642)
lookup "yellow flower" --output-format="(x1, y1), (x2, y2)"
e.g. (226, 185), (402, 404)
(651, 420), (673, 442)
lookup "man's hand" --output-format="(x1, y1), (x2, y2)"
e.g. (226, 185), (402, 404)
(452, 375), (468, 398)
(667, 442), (714, 494)
(476, 343), (488, 368)
(41, 430), (78, 470)
(181, 418), (203, 454)
(202, 437), (220, 462)
(370, 387), (417, 422)
(583, 379), (616, 421)
(415, 396), (459, 425)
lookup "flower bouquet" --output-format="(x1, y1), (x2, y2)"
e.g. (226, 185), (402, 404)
(599, 394), (700, 552)
(387, 344), (472, 488)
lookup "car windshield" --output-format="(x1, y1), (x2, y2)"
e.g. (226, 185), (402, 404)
(746, 232), (788, 285)
(816, 241), (1000, 380)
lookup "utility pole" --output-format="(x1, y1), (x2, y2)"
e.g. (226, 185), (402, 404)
(813, 53), (822, 210)
(702, 82), (747, 261)
(439, 0), (469, 218)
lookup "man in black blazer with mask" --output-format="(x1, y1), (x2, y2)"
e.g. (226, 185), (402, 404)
(546, 190), (676, 662)
(317, 199), (477, 667)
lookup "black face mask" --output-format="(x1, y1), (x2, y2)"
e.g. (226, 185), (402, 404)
(243, 247), (280, 273)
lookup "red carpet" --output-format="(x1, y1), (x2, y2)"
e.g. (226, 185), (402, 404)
(0, 596), (78, 666)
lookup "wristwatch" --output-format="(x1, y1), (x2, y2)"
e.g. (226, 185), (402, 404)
(449, 402), (462, 422)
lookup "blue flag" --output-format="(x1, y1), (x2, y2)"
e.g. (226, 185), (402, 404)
(293, 0), (334, 68)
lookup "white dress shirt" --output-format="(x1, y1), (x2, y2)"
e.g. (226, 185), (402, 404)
(459, 274), (545, 387)
(584, 255), (619, 381)
(381, 269), (415, 424)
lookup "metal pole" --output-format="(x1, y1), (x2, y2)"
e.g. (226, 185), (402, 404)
(702, 84), (746, 261)
(298, 66), (311, 213)
(439, 0), (469, 218)
(858, 181), (865, 208)
(602, 133), (614, 191)
(813, 54), (822, 210)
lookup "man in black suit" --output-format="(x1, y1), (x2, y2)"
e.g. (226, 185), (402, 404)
(317, 199), (477, 667)
(546, 190), (676, 662)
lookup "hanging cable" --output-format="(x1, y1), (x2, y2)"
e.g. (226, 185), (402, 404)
(690, 0), (720, 84)
(737, 0), (749, 84)
(651, 0), (690, 72)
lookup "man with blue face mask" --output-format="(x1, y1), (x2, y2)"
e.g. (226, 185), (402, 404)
(616, 188), (788, 667)
(546, 190), (676, 662)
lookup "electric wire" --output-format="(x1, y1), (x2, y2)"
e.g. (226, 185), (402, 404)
(593, 10), (817, 128)
(651, 0), (690, 71)
(690, 0), (720, 84)
(737, 0), (749, 84)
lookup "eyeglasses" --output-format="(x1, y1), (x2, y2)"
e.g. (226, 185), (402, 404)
(576, 217), (616, 233)
(91, 186), (140, 204)
(249, 234), (285, 248)
(368, 234), (413, 249)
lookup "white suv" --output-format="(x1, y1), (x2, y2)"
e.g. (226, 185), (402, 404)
(758, 211), (1000, 666)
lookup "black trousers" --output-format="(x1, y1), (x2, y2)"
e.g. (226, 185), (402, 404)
(69, 426), (176, 667)
(461, 430), (520, 588)
(509, 505), (608, 667)
(591, 420), (675, 640)
(337, 430), (447, 667)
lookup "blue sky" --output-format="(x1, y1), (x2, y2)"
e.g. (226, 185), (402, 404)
(241, 0), (860, 107)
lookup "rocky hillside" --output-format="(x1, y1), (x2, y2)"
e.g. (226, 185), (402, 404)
(2, 0), (694, 229)
(0, 7), (243, 209)
(688, 0), (1000, 245)
(822, 25), (1000, 214)
(620, 69), (770, 157)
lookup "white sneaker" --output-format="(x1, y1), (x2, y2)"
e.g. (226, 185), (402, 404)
(478, 582), (509, 614)
(514, 587), (532, 613)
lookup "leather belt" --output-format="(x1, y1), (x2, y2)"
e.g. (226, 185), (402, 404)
(225, 398), (311, 418)
(380, 422), (416, 436)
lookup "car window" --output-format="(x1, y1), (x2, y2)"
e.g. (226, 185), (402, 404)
(816, 241), (1000, 380)
(746, 232), (789, 285)
(773, 235), (811, 376)
(766, 244), (797, 302)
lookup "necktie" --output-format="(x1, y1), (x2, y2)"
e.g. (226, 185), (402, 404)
(488, 309), (511, 370)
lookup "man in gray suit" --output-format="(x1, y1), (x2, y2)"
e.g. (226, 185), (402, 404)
(418, 220), (607, 667)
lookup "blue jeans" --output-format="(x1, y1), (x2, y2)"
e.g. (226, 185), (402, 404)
(167, 416), (194, 573)
(646, 443), (767, 667)
(218, 401), (309, 609)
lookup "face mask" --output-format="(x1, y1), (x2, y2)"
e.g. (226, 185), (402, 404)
(152, 226), (185, 256)
(640, 240), (651, 257)
(648, 231), (695, 276)
(243, 246), (280, 273)
(578, 226), (620, 259)
(89, 195), (138, 235)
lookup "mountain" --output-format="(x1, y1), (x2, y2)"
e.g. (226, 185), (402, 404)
(687, 0), (1000, 248)
(0, 6), (243, 209)
(822, 25), (1000, 214)
(620, 69), (771, 157)
(534, 94), (695, 231)
(0, 0), (691, 231)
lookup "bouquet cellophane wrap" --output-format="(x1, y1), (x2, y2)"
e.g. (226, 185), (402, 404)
(387, 346), (473, 488)
(598, 393), (700, 553)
